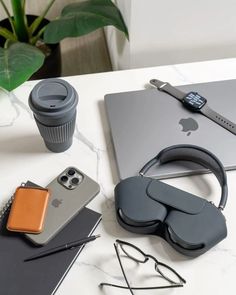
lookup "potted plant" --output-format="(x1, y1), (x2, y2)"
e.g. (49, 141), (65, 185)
(0, 0), (128, 92)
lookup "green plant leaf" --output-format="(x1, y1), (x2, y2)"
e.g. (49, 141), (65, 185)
(11, 0), (29, 42)
(44, 0), (128, 44)
(0, 42), (45, 91)
(0, 26), (17, 42)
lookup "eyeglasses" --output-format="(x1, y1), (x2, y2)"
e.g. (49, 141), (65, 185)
(100, 239), (186, 294)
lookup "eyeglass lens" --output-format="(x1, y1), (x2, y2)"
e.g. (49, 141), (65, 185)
(155, 262), (185, 284)
(120, 243), (147, 263)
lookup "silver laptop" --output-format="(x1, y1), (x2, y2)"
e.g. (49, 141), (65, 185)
(105, 79), (236, 179)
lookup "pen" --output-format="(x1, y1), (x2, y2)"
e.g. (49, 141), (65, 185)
(24, 234), (100, 262)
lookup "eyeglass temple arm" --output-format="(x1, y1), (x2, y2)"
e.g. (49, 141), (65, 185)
(99, 282), (184, 290)
(114, 243), (135, 295)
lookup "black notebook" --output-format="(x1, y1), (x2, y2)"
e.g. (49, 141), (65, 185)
(0, 183), (101, 295)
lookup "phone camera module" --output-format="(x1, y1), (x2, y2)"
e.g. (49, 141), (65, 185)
(59, 169), (83, 189)
(71, 177), (80, 185)
(67, 169), (76, 176)
(60, 175), (68, 182)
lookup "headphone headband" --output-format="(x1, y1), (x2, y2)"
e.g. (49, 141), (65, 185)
(139, 144), (228, 210)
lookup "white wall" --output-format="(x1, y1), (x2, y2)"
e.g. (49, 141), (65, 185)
(106, 0), (236, 70)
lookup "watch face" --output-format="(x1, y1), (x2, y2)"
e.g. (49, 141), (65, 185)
(183, 92), (207, 111)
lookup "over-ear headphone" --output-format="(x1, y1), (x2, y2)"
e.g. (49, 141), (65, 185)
(115, 144), (228, 257)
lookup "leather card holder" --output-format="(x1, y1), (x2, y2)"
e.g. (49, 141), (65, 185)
(7, 186), (50, 234)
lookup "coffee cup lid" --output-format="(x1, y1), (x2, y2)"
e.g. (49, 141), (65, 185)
(29, 78), (78, 116)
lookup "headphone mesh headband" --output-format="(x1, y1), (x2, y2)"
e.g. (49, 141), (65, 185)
(139, 145), (228, 210)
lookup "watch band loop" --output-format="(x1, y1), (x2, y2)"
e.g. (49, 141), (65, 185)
(150, 79), (186, 101)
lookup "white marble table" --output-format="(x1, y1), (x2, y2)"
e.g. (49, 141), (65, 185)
(1, 58), (236, 294)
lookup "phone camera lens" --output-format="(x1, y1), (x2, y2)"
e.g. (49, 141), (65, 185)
(60, 175), (68, 182)
(67, 169), (76, 176)
(71, 177), (79, 185)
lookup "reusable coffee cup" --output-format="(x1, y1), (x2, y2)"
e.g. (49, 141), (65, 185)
(29, 78), (78, 153)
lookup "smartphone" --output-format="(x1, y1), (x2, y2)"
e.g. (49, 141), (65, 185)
(25, 167), (100, 246)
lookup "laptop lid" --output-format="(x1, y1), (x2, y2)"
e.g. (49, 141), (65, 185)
(105, 79), (236, 179)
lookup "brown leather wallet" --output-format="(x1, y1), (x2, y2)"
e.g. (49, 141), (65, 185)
(7, 186), (50, 234)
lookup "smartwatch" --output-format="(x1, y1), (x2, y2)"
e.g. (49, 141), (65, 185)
(150, 79), (236, 135)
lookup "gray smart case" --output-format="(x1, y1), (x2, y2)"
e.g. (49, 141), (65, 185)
(116, 177), (227, 257)
(115, 145), (228, 257)
(26, 167), (100, 245)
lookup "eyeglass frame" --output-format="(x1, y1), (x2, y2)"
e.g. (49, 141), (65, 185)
(100, 239), (186, 294)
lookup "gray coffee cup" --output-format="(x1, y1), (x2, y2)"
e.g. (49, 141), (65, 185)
(29, 78), (78, 152)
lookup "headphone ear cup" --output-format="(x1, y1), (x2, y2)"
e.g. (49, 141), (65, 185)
(117, 209), (161, 234)
(115, 176), (167, 234)
(166, 225), (204, 251)
(165, 203), (227, 256)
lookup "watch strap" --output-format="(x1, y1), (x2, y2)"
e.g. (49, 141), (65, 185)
(150, 79), (186, 100)
(201, 104), (236, 135)
(150, 78), (236, 135)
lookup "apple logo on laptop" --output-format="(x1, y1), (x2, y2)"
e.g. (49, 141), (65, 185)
(179, 117), (198, 136)
(51, 199), (63, 208)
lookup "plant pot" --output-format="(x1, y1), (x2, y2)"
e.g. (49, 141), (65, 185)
(0, 15), (61, 80)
